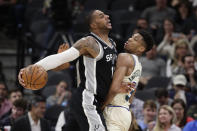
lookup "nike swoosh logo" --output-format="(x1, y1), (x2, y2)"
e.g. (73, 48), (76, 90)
(104, 47), (108, 49)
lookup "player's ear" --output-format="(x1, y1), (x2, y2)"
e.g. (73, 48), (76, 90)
(90, 22), (97, 29)
(139, 46), (145, 53)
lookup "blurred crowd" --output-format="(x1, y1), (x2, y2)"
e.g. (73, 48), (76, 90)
(0, 0), (197, 131)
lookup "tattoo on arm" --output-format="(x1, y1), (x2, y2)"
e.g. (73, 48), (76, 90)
(73, 36), (100, 58)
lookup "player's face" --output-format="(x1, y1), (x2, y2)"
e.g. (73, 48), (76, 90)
(92, 10), (112, 30)
(124, 33), (145, 53)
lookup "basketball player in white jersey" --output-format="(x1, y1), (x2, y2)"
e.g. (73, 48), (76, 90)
(102, 30), (154, 131)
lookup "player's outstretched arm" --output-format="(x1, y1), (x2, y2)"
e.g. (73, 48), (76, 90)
(35, 36), (99, 71)
(52, 43), (71, 71)
(102, 53), (134, 110)
(18, 36), (99, 86)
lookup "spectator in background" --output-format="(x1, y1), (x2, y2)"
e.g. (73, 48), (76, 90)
(0, 81), (12, 120)
(156, 18), (186, 58)
(171, 99), (187, 128)
(129, 111), (143, 131)
(11, 96), (51, 131)
(182, 54), (197, 94)
(130, 97), (144, 122)
(141, 0), (176, 30)
(9, 88), (23, 105)
(186, 104), (197, 122)
(183, 6), (197, 37)
(169, 74), (197, 107)
(129, 18), (152, 36)
(0, 61), (5, 83)
(0, 98), (27, 130)
(155, 88), (173, 109)
(183, 104), (197, 131)
(46, 80), (71, 108)
(166, 39), (192, 77)
(153, 105), (181, 131)
(1, 88), (23, 120)
(174, 0), (192, 33)
(138, 100), (157, 131)
(139, 45), (166, 88)
(183, 119), (197, 131)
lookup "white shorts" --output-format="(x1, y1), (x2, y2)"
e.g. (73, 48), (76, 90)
(103, 105), (132, 131)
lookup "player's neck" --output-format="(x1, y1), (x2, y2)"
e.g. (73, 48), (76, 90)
(92, 30), (111, 46)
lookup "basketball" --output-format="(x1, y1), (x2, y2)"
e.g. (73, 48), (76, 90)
(21, 65), (48, 90)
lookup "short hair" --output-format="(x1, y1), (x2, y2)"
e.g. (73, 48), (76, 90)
(155, 88), (168, 98)
(86, 10), (96, 30)
(0, 81), (8, 91)
(13, 98), (27, 111)
(181, 54), (194, 63)
(29, 96), (46, 110)
(143, 100), (156, 109)
(138, 30), (154, 52)
(9, 88), (22, 97)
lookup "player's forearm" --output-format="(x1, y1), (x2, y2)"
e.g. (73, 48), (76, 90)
(35, 47), (80, 71)
(102, 92), (117, 109)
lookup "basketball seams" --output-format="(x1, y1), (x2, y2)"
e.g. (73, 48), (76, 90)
(30, 66), (36, 90)
(32, 70), (45, 84)
(24, 70), (29, 89)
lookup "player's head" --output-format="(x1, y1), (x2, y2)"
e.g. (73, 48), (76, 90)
(124, 30), (154, 55)
(86, 10), (112, 32)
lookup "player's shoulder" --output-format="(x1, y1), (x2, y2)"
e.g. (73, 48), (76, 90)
(117, 53), (134, 66)
(118, 53), (133, 60)
(83, 36), (96, 41)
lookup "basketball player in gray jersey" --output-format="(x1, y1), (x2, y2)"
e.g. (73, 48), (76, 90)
(102, 30), (154, 131)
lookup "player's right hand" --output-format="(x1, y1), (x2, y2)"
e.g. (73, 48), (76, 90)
(18, 68), (25, 87)
(120, 82), (135, 93)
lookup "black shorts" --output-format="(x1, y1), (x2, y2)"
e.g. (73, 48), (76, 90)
(62, 87), (107, 131)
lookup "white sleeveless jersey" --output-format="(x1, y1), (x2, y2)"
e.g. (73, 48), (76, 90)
(110, 54), (142, 107)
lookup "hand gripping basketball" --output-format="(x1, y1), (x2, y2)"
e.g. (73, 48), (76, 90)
(18, 65), (48, 90)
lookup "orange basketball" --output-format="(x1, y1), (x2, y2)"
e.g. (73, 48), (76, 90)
(22, 65), (48, 90)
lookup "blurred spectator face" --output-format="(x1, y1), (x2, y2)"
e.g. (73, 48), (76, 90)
(157, 96), (168, 106)
(32, 102), (46, 119)
(143, 106), (157, 122)
(56, 81), (67, 95)
(137, 19), (148, 30)
(184, 56), (195, 69)
(175, 45), (188, 58)
(156, 0), (167, 8)
(146, 45), (157, 59)
(159, 108), (173, 125)
(172, 103), (184, 120)
(10, 91), (22, 104)
(179, 3), (188, 15)
(12, 105), (25, 119)
(164, 19), (174, 34)
(0, 83), (6, 98)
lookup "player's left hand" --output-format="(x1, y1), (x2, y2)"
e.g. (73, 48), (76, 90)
(52, 43), (70, 71)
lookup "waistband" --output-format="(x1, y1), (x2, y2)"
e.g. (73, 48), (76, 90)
(107, 104), (130, 111)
